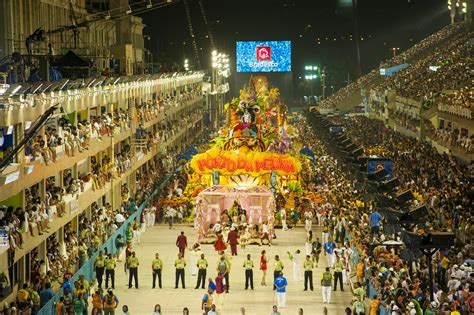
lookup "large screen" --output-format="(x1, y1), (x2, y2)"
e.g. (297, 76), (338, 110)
(367, 158), (394, 178)
(236, 41), (291, 72)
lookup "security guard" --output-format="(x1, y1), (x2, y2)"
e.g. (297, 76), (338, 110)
(243, 254), (254, 290)
(333, 256), (344, 291)
(273, 255), (284, 290)
(174, 253), (186, 289)
(94, 250), (106, 288)
(303, 255), (314, 291)
(195, 253), (208, 289)
(105, 254), (116, 289)
(127, 251), (139, 289)
(152, 253), (163, 289)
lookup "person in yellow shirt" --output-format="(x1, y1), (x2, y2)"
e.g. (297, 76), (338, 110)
(127, 252), (139, 289)
(175, 253), (186, 289)
(152, 253), (163, 289)
(195, 253), (208, 289)
(95, 251), (106, 289)
(17, 283), (29, 308)
(439, 256), (450, 285)
(105, 254), (116, 289)
(303, 255), (314, 291)
(332, 257), (344, 291)
(273, 255), (284, 290)
(243, 254), (254, 290)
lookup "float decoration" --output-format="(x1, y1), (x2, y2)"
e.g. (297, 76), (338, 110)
(172, 75), (313, 243)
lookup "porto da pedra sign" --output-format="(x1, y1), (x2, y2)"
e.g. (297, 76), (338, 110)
(190, 148), (301, 176)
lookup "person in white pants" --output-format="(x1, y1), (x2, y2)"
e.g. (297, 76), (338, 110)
(321, 267), (333, 304)
(150, 206), (156, 227)
(324, 239), (336, 268)
(316, 210), (322, 226)
(321, 224), (329, 245)
(289, 250), (301, 282)
(281, 209), (288, 231)
(274, 272), (288, 308)
(304, 211), (313, 232)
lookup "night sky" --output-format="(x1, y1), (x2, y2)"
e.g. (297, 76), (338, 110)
(139, 0), (450, 100)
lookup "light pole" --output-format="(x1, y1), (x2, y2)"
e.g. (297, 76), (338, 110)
(391, 47), (400, 57)
(211, 50), (230, 128)
(184, 59), (189, 71)
(304, 65), (326, 103)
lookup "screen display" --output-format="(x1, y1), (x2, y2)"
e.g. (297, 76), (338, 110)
(236, 41), (291, 72)
(329, 125), (344, 134)
(367, 158), (393, 178)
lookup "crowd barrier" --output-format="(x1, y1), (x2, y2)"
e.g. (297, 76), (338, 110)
(37, 198), (147, 315)
(349, 233), (390, 314)
(37, 167), (179, 314)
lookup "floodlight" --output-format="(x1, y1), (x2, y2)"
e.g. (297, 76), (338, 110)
(6, 84), (22, 96)
(126, 5), (132, 14)
(147, 0), (152, 9)
(105, 11), (111, 20)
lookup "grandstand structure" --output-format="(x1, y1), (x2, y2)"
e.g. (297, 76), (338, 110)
(318, 22), (473, 162)
(0, 71), (206, 305)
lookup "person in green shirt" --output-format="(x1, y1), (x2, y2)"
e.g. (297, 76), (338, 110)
(353, 282), (365, 301)
(175, 253), (186, 289)
(127, 252), (139, 289)
(424, 301), (438, 315)
(152, 253), (163, 289)
(78, 242), (88, 267)
(105, 254), (117, 289)
(95, 250), (106, 289)
(273, 255), (284, 290)
(195, 253), (208, 289)
(303, 255), (314, 291)
(29, 284), (41, 314)
(353, 300), (365, 314)
(270, 305), (282, 315)
(115, 235), (125, 262)
(243, 254), (254, 290)
(74, 292), (86, 315)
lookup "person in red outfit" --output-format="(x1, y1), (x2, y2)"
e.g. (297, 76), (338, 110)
(214, 231), (227, 253)
(227, 227), (239, 256)
(260, 250), (269, 286)
(176, 231), (187, 255)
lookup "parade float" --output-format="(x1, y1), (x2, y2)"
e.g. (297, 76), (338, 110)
(165, 76), (320, 243)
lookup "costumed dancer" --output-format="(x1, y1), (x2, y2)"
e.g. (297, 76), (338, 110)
(305, 230), (313, 256)
(288, 250), (301, 282)
(227, 227), (239, 256)
(260, 250), (269, 286)
(280, 208), (288, 231)
(304, 211), (313, 232)
(214, 231), (227, 254)
(190, 243), (201, 276)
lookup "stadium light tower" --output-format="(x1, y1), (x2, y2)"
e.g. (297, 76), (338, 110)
(184, 59), (189, 71)
(304, 65), (326, 104)
(391, 47), (400, 57)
